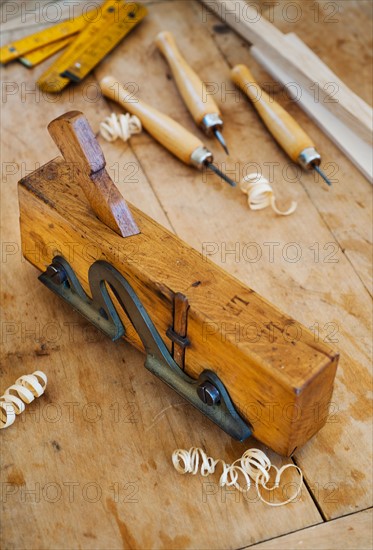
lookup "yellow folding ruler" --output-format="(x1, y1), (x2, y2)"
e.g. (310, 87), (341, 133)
(20, 37), (76, 68)
(0, 0), (147, 92)
(0, 11), (91, 65)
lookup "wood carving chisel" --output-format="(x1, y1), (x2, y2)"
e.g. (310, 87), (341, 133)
(100, 76), (236, 186)
(155, 31), (229, 155)
(231, 64), (332, 186)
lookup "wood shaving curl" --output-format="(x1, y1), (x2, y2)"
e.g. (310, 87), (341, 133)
(0, 371), (47, 429)
(172, 447), (303, 506)
(240, 173), (297, 215)
(100, 112), (142, 143)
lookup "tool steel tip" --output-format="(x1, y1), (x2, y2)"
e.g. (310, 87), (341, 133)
(213, 128), (229, 155)
(312, 164), (332, 186)
(206, 162), (236, 187)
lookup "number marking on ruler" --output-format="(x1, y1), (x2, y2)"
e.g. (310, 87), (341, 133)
(37, 0), (147, 93)
(0, 10), (94, 64)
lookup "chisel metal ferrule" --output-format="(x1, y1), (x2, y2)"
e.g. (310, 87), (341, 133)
(201, 113), (224, 135)
(190, 146), (213, 169)
(298, 147), (321, 170)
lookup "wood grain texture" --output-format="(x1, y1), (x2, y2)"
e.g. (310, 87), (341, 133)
(170, 292), (190, 369)
(231, 64), (315, 164)
(251, 508), (373, 550)
(18, 153), (338, 456)
(255, 0), (373, 293)
(95, 0), (373, 520)
(250, 34), (373, 181)
(199, 0), (373, 146)
(48, 111), (139, 237)
(1, 0), (372, 548)
(155, 31), (221, 125)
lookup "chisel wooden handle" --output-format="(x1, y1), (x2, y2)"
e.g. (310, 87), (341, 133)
(231, 64), (315, 163)
(155, 31), (220, 125)
(100, 76), (206, 165)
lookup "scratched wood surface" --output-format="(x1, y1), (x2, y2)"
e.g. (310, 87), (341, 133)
(252, 508), (373, 549)
(0, 1), (372, 549)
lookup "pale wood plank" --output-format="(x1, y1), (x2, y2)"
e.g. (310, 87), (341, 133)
(0, 6), (323, 550)
(199, 0), (372, 146)
(250, 35), (372, 182)
(251, 508), (373, 550)
(202, 1), (373, 518)
(206, 0), (372, 295)
(264, 0), (373, 293)
(1, 1), (371, 547)
(94, 0), (373, 520)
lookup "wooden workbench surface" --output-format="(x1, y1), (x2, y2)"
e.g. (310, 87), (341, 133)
(1, 1), (372, 548)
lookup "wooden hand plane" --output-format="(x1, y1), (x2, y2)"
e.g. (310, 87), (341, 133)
(18, 111), (339, 456)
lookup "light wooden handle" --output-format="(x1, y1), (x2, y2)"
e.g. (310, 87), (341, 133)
(100, 76), (204, 165)
(155, 31), (220, 125)
(231, 64), (314, 162)
(48, 111), (139, 238)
